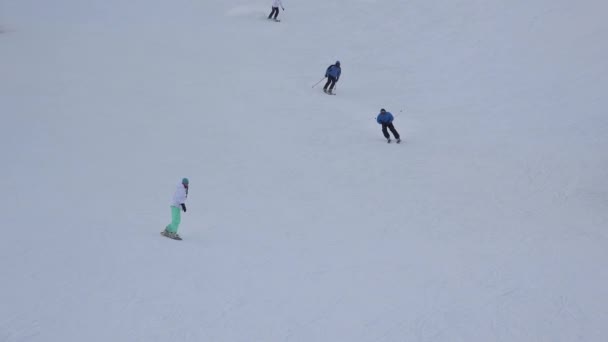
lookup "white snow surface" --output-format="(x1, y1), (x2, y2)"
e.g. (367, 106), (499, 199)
(1, 0), (608, 341)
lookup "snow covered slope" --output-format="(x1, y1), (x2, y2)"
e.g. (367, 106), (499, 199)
(1, 0), (607, 341)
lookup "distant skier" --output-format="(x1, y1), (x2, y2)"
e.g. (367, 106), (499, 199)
(323, 61), (341, 94)
(268, 0), (285, 21)
(162, 178), (189, 240)
(376, 108), (401, 143)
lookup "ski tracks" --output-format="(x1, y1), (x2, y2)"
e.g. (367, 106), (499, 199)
(0, 313), (41, 342)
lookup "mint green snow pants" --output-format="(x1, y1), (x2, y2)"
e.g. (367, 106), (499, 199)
(165, 206), (182, 233)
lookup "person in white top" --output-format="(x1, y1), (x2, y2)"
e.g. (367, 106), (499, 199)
(162, 178), (189, 240)
(268, 0), (284, 21)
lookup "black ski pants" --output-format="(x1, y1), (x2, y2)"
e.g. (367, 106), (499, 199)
(323, 76), (337, 91)
(268, 7), (279, 19)
(382, 123), (400, 139)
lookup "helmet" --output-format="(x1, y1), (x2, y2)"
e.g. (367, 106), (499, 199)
(182, 178), (189, 185)
(335, 60), (340, 66)
(380, 108), (386, 112)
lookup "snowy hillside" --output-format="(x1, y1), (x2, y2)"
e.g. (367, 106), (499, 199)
(1, 0), (607, 341)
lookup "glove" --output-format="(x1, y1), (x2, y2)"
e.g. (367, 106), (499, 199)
(181, 203), (187, 212)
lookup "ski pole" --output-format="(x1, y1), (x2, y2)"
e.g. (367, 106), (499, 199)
(312, 77), (326, 88)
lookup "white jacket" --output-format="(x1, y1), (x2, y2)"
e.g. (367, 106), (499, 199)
(272, 0), (283, 8)
(171, 183), (188, 207)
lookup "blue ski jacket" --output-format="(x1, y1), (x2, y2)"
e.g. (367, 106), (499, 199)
(376, 112), (394, 124)
(325, 65), (341, 80)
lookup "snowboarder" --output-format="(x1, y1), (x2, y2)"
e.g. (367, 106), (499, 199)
(162, 178), (189, 240)
(376, 108), (401, 143)
(323, 61), (341, 94)
(268, 0), (284, 21)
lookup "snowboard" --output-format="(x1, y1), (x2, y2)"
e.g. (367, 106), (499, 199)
(161, 230), (182, 240)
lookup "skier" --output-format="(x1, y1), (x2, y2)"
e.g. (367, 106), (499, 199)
(323, 61), (341, 94)
(162, 178), (189, 240)
(268, 0), (285, 21)
(376, 108), (401, 143)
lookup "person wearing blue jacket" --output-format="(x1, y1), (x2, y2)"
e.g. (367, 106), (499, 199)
(323, 61), (341, 94)
(376, 108), (401, 143)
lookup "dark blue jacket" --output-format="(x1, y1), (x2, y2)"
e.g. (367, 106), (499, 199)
(325, 64), (341, 80)
(376, 112), (394, 124)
